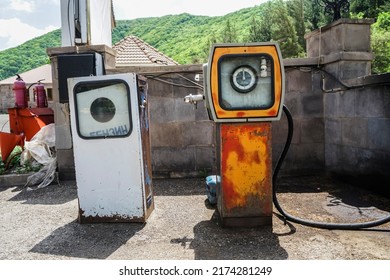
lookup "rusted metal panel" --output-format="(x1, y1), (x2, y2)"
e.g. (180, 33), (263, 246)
(78, 208), (146, 224)
(137, 75), (154, 219)
(217, 122), (273, 227)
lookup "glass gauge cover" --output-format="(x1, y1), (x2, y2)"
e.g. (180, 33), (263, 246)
(230, 65), (258, 93)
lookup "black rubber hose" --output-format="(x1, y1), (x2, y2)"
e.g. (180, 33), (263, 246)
(272, 105), (390, 230)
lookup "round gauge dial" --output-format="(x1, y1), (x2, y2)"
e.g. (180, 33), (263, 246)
(231, 65), (258, 93)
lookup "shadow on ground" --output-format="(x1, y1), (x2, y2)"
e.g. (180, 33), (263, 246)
(8, 181), (77, 205)
(275, 175), (390, 215)
(173, 212), (290, 260)
(29, 221), (144, 259)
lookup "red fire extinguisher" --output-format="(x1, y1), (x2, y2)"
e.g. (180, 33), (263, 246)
(33, 80), (48, 108)
(13, 74), (28, 108)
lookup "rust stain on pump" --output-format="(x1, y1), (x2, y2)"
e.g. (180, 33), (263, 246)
(219, 122), (273, 226)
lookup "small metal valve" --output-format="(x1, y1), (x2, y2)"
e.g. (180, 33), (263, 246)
(184, 93), (204, 109)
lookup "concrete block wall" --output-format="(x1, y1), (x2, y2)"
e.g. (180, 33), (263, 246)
(305, 19), (374, 85)
(146, 73), (216, 178)
(272, 67), (325, 175)
(305, 19), (374, 58)
(138, 64), (329, 178)
(324, 83), (390, 182)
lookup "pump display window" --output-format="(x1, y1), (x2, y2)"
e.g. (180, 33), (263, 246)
(218, 54), (274, 111)
(73, 80), (132, 139)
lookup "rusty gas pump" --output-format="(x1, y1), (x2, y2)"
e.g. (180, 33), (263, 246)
(186, 43), (390, 230)
(186, 42), (285, 227)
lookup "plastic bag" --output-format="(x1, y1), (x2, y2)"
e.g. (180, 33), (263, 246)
(21, 124), (57, 190)
(25, 157), (57, 190)
(205, 175), (220, 205)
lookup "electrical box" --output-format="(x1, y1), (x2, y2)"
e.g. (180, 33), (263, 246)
(68, 73), (154, 223)
(57, 52), (103, 103)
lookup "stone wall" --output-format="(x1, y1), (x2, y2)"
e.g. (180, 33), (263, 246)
(272, 66), (325, 175)
(147, 71), (215, 178)
(324, 77), (390, 184)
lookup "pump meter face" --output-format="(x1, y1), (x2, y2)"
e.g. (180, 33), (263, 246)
(205, 43), (285, 122)
(231, 65), (258, 93)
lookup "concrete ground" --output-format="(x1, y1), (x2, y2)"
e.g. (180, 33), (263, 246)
(0, 174), (389, 260)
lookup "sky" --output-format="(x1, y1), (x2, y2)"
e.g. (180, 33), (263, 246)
(0, 0), (267, 51)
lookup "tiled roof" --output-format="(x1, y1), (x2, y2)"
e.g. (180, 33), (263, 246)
(113, 35), (179, 66)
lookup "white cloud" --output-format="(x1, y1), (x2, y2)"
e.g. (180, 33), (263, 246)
(9, 0), (36, 12)
(0, 18), (57, 50)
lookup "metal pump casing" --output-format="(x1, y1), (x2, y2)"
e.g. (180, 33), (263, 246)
(203, 42), (285, 227)
(204, 42), (285, 123)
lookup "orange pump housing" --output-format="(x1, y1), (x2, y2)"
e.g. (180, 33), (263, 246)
(203, 42), (285, 227)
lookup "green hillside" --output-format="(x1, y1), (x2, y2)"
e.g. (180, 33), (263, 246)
(112, 6), (267, 64)
(0, 0), (388, 80)
(0, 5), (267, 80)
(0, 29), (61, 80)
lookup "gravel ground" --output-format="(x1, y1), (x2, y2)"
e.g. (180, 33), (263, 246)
(0, 175), (389, 260)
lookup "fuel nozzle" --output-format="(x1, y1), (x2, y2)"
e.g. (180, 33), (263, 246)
(184, 93), (204, 109)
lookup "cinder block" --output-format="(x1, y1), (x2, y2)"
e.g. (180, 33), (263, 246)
(342, 118), (368, 148)
(276, 142), (325, 173)
(172, 98), (196, 122)
(325, 118), (342, 145)
(301, 118), (324, 143)
(355, 87), (386, 118)
(284, 91), (300, 117)
(149, 96), (175, 123)
(195, 146), (215, 170)
(150, 122), (181, 147)
(368, 118), (390, 152)
(305, 19), (373, 57)
(324, 143), (340, 169)
(146, 77), (173, 98)
(338, 90), (356, 118)
(152, 147), (195, 171)
(302, 93), (323, 117)
(180, 121), (214, 146)
(339, 61), (371, 80)
(324, 92), (338, 117)
(286, 68), (312, 93)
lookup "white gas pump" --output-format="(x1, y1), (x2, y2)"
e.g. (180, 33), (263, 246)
(67, 73), (154, 223)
